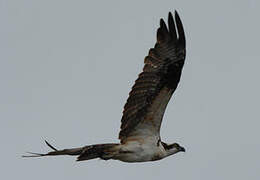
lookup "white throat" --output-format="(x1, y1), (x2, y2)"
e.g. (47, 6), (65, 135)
(165, 147), (179, 157)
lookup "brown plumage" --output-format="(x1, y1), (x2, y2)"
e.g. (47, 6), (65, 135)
(119, 11), (186, 142)
(77, 143), (119, 161)
(23, 11), (186, 163)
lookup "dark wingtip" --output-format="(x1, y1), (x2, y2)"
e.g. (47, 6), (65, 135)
(174, 10), (180, 20)
(168, 11), (177, 40)
(160, 18), (164, 26)
(157, 11), (185, 46)
(160, 18), (168, 33)
(157, 17), (169, 42)
(174, 10), (186, 47)
(168, 11), (173, 18)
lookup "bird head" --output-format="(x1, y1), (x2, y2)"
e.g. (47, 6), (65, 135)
(162, 142), (185, 156)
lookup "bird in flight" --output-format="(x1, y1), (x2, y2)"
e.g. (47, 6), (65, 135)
(23, 11), (186, 163)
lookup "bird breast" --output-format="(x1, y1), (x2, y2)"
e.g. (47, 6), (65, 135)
(115, 138), (167, 162)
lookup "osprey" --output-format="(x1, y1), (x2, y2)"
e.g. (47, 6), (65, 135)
(24, 11), (186, 163)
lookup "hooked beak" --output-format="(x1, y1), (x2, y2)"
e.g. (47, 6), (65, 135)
(179, 146), (186, 152)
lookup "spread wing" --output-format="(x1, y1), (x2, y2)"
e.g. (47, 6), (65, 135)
(119, 11), (186, 143)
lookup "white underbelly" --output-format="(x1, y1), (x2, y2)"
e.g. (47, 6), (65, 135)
(113, 141), (166, 162)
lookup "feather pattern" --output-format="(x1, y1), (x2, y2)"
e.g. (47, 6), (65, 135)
(119, 11), (186, 142)
(22, 11), (187, 163)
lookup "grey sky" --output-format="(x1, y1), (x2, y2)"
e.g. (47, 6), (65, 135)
(1, 0), (260, 179)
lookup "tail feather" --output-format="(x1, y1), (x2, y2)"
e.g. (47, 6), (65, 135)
(22, 140), (84, 157)
(23, 141), (119, 162)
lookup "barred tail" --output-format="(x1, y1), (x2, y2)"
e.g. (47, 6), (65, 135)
(22, 140), (119, 162)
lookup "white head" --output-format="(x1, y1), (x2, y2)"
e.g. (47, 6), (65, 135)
(162, 142), (185, 157)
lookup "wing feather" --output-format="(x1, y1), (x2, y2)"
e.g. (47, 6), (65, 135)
(119, 11), (186, 142)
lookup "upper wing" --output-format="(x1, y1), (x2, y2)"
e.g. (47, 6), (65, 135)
(119, 11), (186, 143)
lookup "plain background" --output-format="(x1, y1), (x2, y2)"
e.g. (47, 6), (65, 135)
(1, 0), (259, 179)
